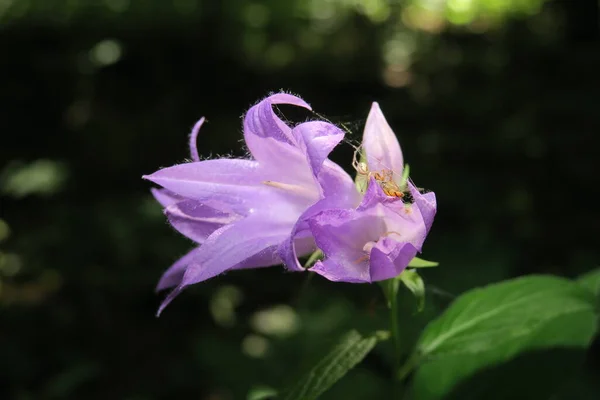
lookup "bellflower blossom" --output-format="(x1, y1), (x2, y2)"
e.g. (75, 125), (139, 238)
(144, 93), (360, 313)
(279, 103), (437, 283)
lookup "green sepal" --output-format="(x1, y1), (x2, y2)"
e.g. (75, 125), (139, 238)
(399, 269), (426, 312)
(353, 148), (368, 193)
(380, 277), (401, 309)
(303, 249), (323, 269)
(408, 256), (439, 268)
(399, 163), (410, 189)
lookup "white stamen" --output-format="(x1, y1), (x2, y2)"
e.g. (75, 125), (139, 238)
(262, 181), (316, 199)
(362, 241), (377, 253)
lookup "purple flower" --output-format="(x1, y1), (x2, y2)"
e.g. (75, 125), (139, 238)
(144, 93), (359, 313)
(280, 103), (437, 283)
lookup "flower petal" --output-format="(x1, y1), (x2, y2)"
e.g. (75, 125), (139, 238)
(242, 93), (357, 207)
(311, 258), (369, 283)
(358, 178), (429, 251)
(292, 121), (345, 177)
(357, 176), (398, 211)
(308, 208), (385, 270)
(150, 188), (182, 208)
(305, 178), (431, 283)
(410, 182), (437, 233)
(242, 94), (321, 191)
(362, 102), (404, 177)
(156, 247), (201, 292)
(157, 215), (290, 315)
(165, 199), (241, 244)
(318, 160), (362, 204)
(188, 117), (204, 162)
(278, 195), (350, 272)
(243, 93), (311, 159)
(369, 238), (418, 281)
(155, 234), (284, 294)
(144, 159), (307, 216)
(310, 227), (418, 283)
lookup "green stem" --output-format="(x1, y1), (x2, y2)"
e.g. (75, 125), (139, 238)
(397, 352), (419, 381)
(388, 280), (401, 381)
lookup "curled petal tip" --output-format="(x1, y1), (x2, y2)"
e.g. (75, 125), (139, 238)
(189, 117), (205, 162)
(264, 92), (312, 110)
(156, 285), (184, 317)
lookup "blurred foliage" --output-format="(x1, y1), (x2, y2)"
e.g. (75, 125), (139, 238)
(1, 0), (599, 399)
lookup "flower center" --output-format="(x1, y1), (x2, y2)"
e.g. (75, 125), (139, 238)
(355, 231), (403, 264)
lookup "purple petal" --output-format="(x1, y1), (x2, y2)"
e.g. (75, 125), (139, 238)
(362, 102), (404, 177)
(278, 195), (351, 272)
(242, 93), (357, 209)
(410, 182), (437, 233)
(308, 208), (385, 270)
(165, 199), (241, 244)
(242, 94), (319, 191)
(311, 258), (370, 283)
(292, 122), (359, 205)
(188, 117), (205, 162)
(243, 93), (311, 158)
(305, 183), (430, 283)
(310, 230), (417, 284)
(318, 160), (361, 204)
(157, 215), (290, 315)
(369, 238), (418, 281)
(292, 121), (345, 177)
(358, 178), (429, 251)
(155, 229), (283, 294)
(144, 159), (295, 216)
(357, 177), (396, 211)
(150, 188), (182, 208)
(156, 247), (202, 291)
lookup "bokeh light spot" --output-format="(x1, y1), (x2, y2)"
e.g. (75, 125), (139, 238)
(90, 39), (123, 67)
(1, 160), (68, 198)
(383, 33), (416, 65)
(251, 304), (300, 337)
(243, 3), (270, 28)
(210, 285), (243, 327)
(104, 0), (129, 13)
(0, 253), (22, 277)
(356, 0), (391, 23)
(0, 219), (10, 242)
(383, 64), (412, 88)
(242, 334), (269, 358)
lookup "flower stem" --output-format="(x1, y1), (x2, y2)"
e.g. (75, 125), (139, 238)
(397, 352), (419, 381)
(388, 279), (402, 381)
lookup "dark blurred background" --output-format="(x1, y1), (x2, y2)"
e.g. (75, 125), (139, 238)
(1, 0), (599, 399)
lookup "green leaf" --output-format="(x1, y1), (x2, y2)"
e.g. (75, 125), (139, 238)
(400, 269), (426, 312)
(280, 330), (382, 400)
(441, 348), (589, 400)
(410, 275), (598, 400)
(577, 268), (600, 297)
(408, 257), (439, 268)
